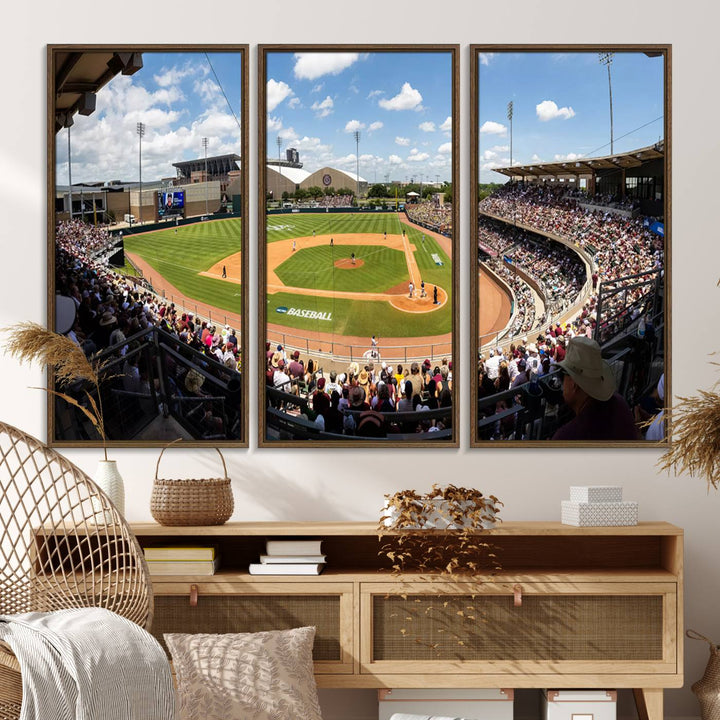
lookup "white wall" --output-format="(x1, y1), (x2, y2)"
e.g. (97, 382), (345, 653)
(1, 2), (719, 718)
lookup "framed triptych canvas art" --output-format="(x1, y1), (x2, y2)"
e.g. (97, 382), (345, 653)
(470, 45), (670, 447)
(259, 45), (459, 447)
(48, 45), (248, 447)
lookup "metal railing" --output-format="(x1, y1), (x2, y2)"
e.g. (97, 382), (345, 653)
(53, 327), (242, 442)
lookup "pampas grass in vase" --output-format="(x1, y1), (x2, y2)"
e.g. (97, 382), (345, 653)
(2, 322), (125, 513)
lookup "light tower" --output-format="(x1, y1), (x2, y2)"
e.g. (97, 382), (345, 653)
(202, 137), (209, 216)
(353, 130), (361, 198)
(136, 122), (145, 224)
(507, 100), (514, 172)
(598, 52), (615, 155)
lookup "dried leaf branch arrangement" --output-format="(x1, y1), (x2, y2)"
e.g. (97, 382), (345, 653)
(2, 322), (109, 459)
(378, 484), (503, 575)
(659, 383), (720, 490)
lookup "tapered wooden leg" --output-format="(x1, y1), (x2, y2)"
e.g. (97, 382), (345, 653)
(634, 688), (663, 720)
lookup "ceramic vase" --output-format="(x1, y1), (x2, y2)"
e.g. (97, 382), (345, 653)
(93, 459), (125, 516)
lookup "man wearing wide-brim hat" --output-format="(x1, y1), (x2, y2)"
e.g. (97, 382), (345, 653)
(552, 337), (639, 441)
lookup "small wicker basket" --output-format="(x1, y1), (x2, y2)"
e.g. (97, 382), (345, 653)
(150, 440), (234, 526)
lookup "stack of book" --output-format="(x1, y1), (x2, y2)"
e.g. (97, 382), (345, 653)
(248, 539), (325, 575)
(144, 545), (220, 575)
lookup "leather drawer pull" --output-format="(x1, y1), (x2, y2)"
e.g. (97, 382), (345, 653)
(513, 584), (522, 607)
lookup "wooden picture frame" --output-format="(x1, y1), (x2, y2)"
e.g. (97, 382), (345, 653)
(48, 45), (249, 447)
(259, 45), (459, 447)
(470, 45), (671, 447)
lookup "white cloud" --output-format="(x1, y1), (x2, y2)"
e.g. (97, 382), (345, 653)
(437, 142), (452, 154)
(553, 152), (584, 161)
(388, 154), (403, 164)
(379, 82), (423, 111)
(531, 154), (542, 162)
(395, 136), (410, 146)
(266, 79), (294, 112)
(490, 144), (509, 152)
(288, 97), (300, 109)
(367, 89), (384, 99)
(311, 83), (324, 93)
(59, 70), (243, 184)
(536, 99), (576, 121)
(368, 121), (383, 132)
(419, 121), (436, 132)
(440, 116), (452, 134)
(154, 66), (196, 87)
(481, 161), (504, 172)
(267, 116), (283, 132)
(478, 53), (496, 66)
(278, 126), (299, 144)
(408, 148), (429, 162)
(311, 96), (334, 118)
(293, 52), (360, 80)
(479, 120), (507, 136)
(345, 119), (365, 133)
(335, 153), (357, 167)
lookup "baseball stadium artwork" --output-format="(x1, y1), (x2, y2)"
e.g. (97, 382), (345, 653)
(260, 46), (458, 445)
(471, 46), (669, 446)
(49, 46), (248, 446)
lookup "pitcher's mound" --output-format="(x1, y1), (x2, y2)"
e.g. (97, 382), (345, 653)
(334, 258), (364, 269)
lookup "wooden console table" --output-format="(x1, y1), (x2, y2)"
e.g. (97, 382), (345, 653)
(131, 521), (683, 720)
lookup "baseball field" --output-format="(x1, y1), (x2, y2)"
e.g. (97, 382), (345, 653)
(123, 218), (242, 318)
(266, 212), (452, 339)
(121, 212), (453, 348)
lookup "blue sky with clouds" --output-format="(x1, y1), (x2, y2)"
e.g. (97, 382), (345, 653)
(478, 51), (665, 183)
(266, 51), (453, 184)
(56, 51), (243, 184)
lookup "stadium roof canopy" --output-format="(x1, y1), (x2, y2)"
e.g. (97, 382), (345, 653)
(492, 141), (664, 180)
(53, 51), (143, 133)
(173, 154), (241, 178)
(269, 166), (311, 185)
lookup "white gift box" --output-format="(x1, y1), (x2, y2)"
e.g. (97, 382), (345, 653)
(542, 690), (616, 720)
(561, 500), (638, 527)
(378, 688), (513, 720)
(569, 486), (623, 503)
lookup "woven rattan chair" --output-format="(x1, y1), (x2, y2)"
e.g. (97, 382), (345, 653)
(0, 421), (153, 719)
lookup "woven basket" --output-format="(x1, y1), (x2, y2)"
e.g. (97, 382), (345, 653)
(688, 629), (720, 720)
(150, 440), (233, 526)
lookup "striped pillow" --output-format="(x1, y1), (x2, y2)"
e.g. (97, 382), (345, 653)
(165, 626), (322, 720)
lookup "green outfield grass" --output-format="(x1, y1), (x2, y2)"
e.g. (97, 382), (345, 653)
(267, 290), (451, 338)
(123, 218), (242, 315)
(266, 212), (452, 337)
(275, 244), (408, 293)
(267, 212), (401, 241)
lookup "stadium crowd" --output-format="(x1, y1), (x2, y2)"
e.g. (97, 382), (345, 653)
(266, 347), (453, 438)
(54, 219), (242, 437)
(479, 183), (662, 343)
(479, 217), (586, 311)
(315, 194), (353, 208)
(405, 201), (453, 236)
(483, 259), (537, 339)
(479, 183), (662, 280)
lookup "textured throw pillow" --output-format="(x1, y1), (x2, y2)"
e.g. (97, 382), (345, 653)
(164, 626), (322, 720)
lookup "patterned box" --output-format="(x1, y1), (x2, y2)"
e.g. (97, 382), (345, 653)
(570, 486), (623, 503)
(561, 500), (638, 527)
(543, 689), (616, 720)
